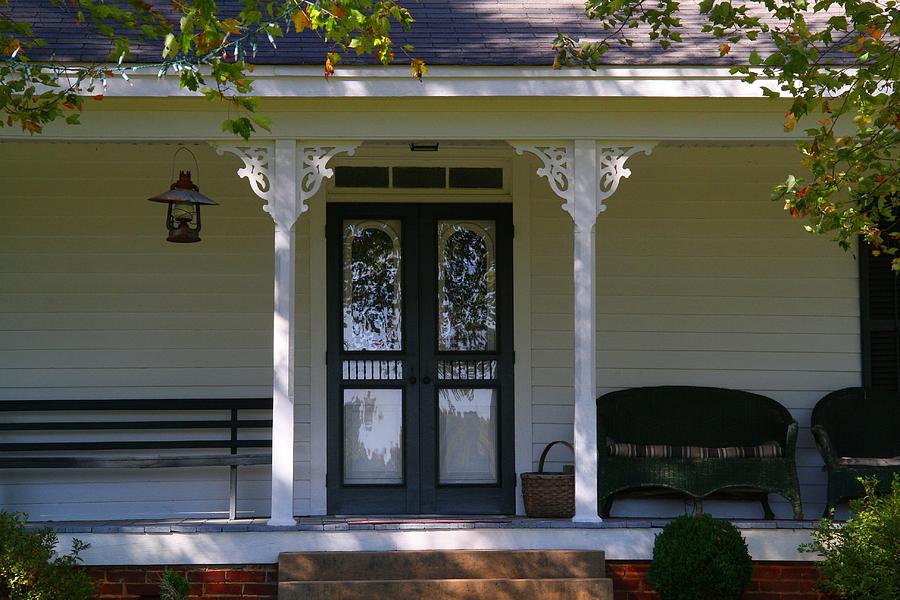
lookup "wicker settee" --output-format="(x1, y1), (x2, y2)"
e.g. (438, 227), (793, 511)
(597, 386), (803, 519)
(811, 387), (900, 516)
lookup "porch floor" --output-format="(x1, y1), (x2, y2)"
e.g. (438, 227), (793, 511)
(31, 515), (822, 534)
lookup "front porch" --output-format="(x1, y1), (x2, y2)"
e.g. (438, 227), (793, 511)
(37, 516), (818, 564)
(0, 96), (860, 527)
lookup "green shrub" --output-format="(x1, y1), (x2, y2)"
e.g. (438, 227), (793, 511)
(159, 570), (190, 600)
(648, 512), (753, 600)
(0, 511), (96, 600)
(801, 476), (900, 600)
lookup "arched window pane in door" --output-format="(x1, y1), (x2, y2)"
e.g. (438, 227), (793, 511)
(342, 220), (402, 351)
(437, 220), (497, 351)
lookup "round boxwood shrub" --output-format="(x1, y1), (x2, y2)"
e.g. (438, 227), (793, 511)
(648, 512), (753, 600)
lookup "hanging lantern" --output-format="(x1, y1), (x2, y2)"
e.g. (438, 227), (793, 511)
(147, 148), (218, 243)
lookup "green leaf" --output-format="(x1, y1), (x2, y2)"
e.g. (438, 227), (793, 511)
(764, 53), (786, 66)
(162, 33), (176, 58)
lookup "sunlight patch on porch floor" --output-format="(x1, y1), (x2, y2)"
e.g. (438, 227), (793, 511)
(31, 515), (822, 534)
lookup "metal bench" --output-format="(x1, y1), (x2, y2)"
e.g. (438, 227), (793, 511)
(0, 398), (272, 520)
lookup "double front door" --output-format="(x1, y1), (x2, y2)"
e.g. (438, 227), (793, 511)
(326, 203), (515, 515)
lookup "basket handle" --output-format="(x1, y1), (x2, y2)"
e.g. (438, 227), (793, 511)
(537, 440), (574, 474)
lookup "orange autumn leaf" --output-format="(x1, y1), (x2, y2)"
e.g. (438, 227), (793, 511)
(784, 111), (797, 132)
(410, 58), (427, 80)
(4, 39), (22, 57)
(220, 18), (241, 34)
(324, 55), (335, 79)
(292, 9), (312, 33)
(718, 43), (731, 57)
(867, 25), (883, 40)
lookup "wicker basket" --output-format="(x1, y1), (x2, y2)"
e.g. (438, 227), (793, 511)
(520, 440), (575, 518)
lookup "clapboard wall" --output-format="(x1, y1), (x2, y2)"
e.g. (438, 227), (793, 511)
(527, 143), (861, 518)
(0, 142), (314, 519)
(0, 141), (862, 521)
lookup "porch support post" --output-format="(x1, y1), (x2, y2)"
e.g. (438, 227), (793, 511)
(513, 140), (655, 522)
(215, 140), (358, 525)
(268, 139), (299, 526)
(571, 140), (601, 523)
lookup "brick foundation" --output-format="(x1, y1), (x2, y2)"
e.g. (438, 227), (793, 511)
(88, 565), (277, 600)
(606, 561), (838, 600)
(86, 560), (833, 599)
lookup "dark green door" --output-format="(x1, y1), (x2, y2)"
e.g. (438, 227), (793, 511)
(326, 203), (515, 515)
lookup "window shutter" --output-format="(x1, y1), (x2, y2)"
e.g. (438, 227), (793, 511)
(861, 248), (900, 390)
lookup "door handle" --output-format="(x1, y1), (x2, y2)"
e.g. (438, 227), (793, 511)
(408, 376), (417, 384)
(422, 376), (431, 385)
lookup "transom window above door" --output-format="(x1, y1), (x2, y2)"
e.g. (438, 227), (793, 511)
(334, 166), (504, 190)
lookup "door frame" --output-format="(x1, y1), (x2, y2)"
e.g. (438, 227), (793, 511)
(325, 202), (516, 515)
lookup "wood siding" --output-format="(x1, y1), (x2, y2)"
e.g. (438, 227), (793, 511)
(0, 142), (861, 520)
(0, 143), (313, 519)
(526, 144), (861, 519)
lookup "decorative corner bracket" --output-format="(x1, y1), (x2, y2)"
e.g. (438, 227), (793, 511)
(213, 143), (274, 202)
(512, 142), (574, 208)
(595, 144), (656, 209)
(214, 141), (359, 229)
(298, 143), (360, 205)
(512, 141), (656, 230)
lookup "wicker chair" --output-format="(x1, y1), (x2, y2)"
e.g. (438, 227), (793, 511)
(811, 387), (900, 516)
(597, 386), (803, 519)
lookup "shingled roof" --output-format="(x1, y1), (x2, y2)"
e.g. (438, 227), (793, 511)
(13, 0), (779, 67)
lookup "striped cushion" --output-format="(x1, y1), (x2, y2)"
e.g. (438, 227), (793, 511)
(837, 456), (900, 467)
(607, 440), (783, 459)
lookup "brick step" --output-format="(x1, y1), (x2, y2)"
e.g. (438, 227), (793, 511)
(279, 549), (606, 581)
(278, 577), (614, 600)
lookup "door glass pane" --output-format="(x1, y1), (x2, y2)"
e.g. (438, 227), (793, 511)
(343, 220), (402, 351)
(438, 388), (498, 484)
(437, 220), (497, 351)
(343, 389), (403, 484)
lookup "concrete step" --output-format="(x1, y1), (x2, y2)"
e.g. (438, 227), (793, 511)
(278, 577), (614, 600)
(279, 549), (606, 581)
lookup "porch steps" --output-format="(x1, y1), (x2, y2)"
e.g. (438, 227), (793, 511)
(278, 549), (614, 599)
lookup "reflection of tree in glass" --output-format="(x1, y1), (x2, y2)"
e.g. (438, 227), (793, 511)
(344, 390), (403, 483)
(440, 226), (496, 351)
(439, 388), (496, 483)
(343, 224), (402, 351)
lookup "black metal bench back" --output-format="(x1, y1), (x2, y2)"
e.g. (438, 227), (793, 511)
(0, 398), (272, 455)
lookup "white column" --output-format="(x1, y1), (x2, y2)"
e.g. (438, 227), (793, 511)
(571, 140), (601, 523)
(215, 140), (358, 525)
(269, 139), (299, 526)
(513, 140), (655, 523)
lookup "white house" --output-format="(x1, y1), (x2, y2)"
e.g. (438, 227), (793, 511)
(0, 0), (886, 596)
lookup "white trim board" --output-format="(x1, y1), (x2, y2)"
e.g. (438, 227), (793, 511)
(57, 66), (777, 99)
(56, 527), (818, 565)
